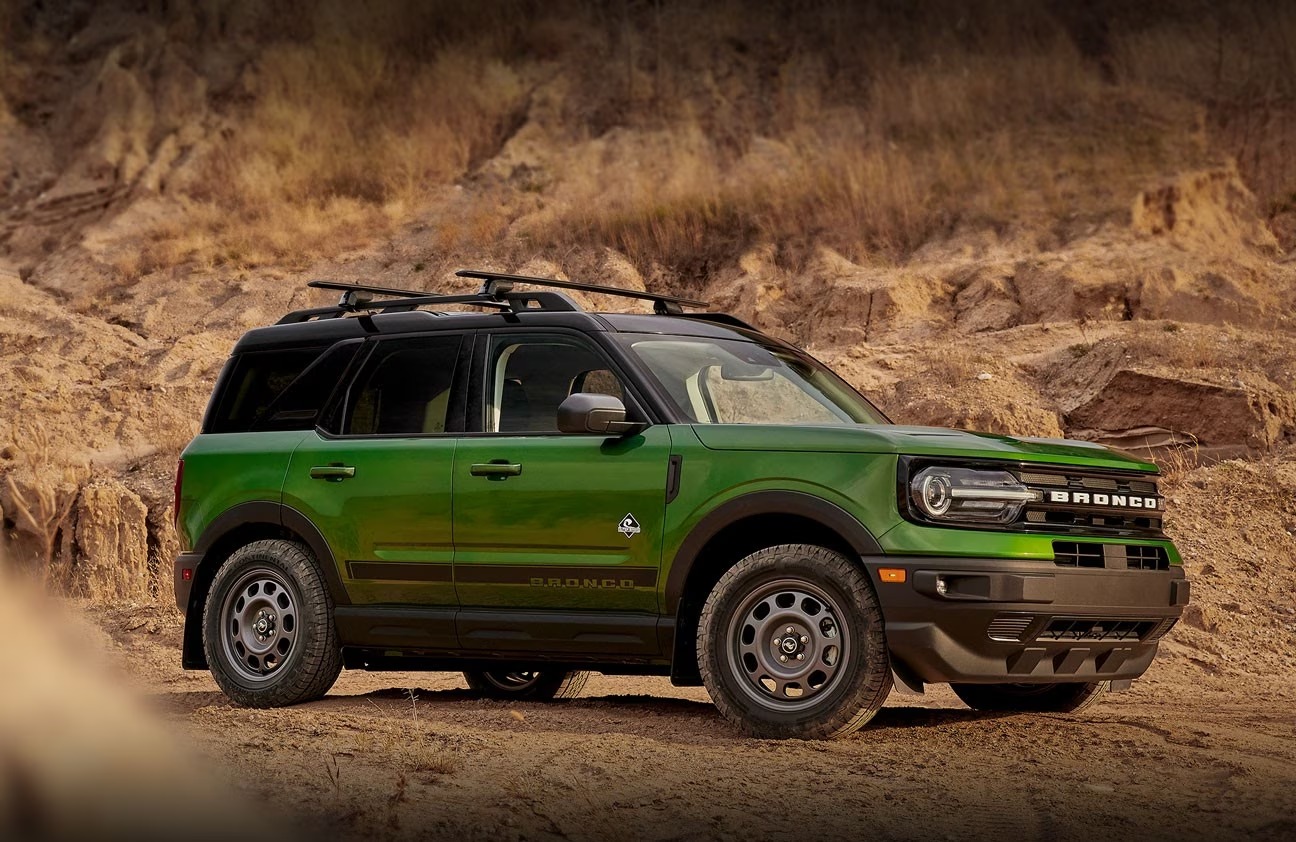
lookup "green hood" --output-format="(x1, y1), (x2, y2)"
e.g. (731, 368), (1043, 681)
(689, 424), (1158, 473)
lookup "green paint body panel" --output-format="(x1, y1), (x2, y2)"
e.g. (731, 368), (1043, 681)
(176, 430), (308, 551)
(282, 433), (457, 606)
(451, 427), (672, 613)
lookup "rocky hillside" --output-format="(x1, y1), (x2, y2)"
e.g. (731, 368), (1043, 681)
(3, 0), (1296, 609)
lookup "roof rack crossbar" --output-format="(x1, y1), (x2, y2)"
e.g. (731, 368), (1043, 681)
(279, 269), (711, 323)
(455, 268), (708, 315)
(306, 279), (431, 300)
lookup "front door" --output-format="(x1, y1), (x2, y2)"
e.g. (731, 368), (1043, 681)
(452, 331), (671, 653)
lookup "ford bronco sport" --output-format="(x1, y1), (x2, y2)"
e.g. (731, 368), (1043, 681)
(173, 269), (1189, 739)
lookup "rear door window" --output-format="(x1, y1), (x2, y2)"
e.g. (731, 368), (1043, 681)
(340, 335), (464, 436)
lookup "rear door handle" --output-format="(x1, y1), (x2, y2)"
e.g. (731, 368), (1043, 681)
(309, 465), (356, 481)
(470, 462), (523, 478)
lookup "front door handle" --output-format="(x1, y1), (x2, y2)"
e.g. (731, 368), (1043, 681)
(470, 462), (523, 478)
(309, 465), (356, 481)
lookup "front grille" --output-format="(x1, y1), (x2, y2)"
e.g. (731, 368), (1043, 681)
(1053, 541), (1170, 571)
(1126, 545), (1168, 570)
(1017, 469), (1164, 538)
(1038, 617), (1157, 642)
(1053, 541), (1105, 568)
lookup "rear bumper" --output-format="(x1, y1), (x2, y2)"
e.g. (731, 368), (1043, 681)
(862, 556), (1189, 685)
(173, 552), (203, 613)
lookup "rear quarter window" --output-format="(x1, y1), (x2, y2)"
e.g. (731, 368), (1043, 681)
(204, 347), (328, 433)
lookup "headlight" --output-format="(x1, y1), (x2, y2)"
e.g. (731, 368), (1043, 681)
(908, 466), (1039, 524)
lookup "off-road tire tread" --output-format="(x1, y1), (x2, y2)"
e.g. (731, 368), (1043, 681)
(202, 539), (343, 708)
(950, 680), (1109, 713)
(697, 544), (892, 740)
(463, 670), (590, 701)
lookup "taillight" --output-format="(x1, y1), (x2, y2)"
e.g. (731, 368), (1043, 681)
(173, 458), (184, 527)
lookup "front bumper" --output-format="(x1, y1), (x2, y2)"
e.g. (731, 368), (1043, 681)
(862, 556), (1189, 685)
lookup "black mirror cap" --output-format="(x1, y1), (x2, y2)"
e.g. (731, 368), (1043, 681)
(557, 393), (645, 436)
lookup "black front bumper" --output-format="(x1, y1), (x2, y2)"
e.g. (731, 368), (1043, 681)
(862, 557), (1189, 685)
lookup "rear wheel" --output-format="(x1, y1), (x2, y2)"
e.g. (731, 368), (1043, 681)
(463, 670), (589, 701)
(202, 539), (342, 708)
(697, 544), (892, 739)
(951, 681), (1108, 713)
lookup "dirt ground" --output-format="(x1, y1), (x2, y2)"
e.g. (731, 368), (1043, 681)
(86, 602), (1295, 842)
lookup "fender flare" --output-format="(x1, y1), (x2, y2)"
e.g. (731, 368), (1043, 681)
(663, 490), (882, 616)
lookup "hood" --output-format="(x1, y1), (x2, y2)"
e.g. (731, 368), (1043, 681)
(689, 424), (1158, 473)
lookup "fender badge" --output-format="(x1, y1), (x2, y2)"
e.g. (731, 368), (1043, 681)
(618, 513), (641, 538)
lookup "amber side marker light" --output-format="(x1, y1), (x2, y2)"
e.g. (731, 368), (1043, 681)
(877, 568), (907, 583)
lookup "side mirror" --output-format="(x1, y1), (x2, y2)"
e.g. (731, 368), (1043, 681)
(557, 393), (645, 436)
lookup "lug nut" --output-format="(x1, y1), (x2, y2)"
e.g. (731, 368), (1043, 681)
(796, 653), (805, 661)
(786, 626), (795, 634)
(779, 654), (788, 662)
(800, 636), (808, 644)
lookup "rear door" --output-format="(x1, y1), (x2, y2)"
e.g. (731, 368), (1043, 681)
(451, 329), (671, 654)
(282, 333), (469, 636)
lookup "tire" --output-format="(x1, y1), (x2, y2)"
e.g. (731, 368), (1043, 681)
(202, 539), (343, 708)
(463, 670), (590, 701)
(697, 544), (892, 740)
(951, 681), (1109, 713)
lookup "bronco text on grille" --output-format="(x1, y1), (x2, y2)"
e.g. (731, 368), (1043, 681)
(1018, 470), (1163, 537)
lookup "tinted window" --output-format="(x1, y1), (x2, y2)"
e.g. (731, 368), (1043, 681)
(487, 335), (630, 433)
(256, 342), (361, 432)
(343, 336), (463, 435)
(207, 348), (324, 433)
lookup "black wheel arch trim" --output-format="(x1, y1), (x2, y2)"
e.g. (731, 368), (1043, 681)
(663, 490), (882, 616)
(181, 500), (349, 670)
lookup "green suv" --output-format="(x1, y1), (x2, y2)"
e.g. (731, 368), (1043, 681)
(173, 269), (1189, 739)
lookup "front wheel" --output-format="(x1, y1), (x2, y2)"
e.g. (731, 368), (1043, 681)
(951, 681), (1108, 713)
(463, 670), (590, 701)
(697, 544), (892, 739)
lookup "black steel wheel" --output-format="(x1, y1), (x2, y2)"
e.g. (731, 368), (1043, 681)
(463, 670), (589, 701)
(698, 544), (892, 739)
(951, 681), (1108, 713)
(202, 539), (342, 708)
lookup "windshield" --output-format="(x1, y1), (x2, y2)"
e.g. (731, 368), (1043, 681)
(613, 334), (888, 426)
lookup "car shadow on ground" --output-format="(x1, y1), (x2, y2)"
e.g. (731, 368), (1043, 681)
(350, 687), (1007, 735)
(152, 685), (1009, 738)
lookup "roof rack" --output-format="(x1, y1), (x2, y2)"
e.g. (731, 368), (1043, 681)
(454, 268), (708, 315)
(276, 268), (710, 324)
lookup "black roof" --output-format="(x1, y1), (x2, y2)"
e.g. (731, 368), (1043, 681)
(233, 309), (765, 354)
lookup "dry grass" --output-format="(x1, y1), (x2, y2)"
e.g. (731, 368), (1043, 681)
(130, 2), (531, 273)
(105, 0), (1296, 276)
(512, 2), (1224, 276)
(1, 425), (86, 588)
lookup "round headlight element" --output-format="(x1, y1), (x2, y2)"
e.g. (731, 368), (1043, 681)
(907, 465), (1038, 524)
(918, 472), (952, 517)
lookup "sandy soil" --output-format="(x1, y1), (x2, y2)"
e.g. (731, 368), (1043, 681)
(87, 603), (1295, 842)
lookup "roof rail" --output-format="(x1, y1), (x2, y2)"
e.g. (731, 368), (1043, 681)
(276, 269), (709, 324)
